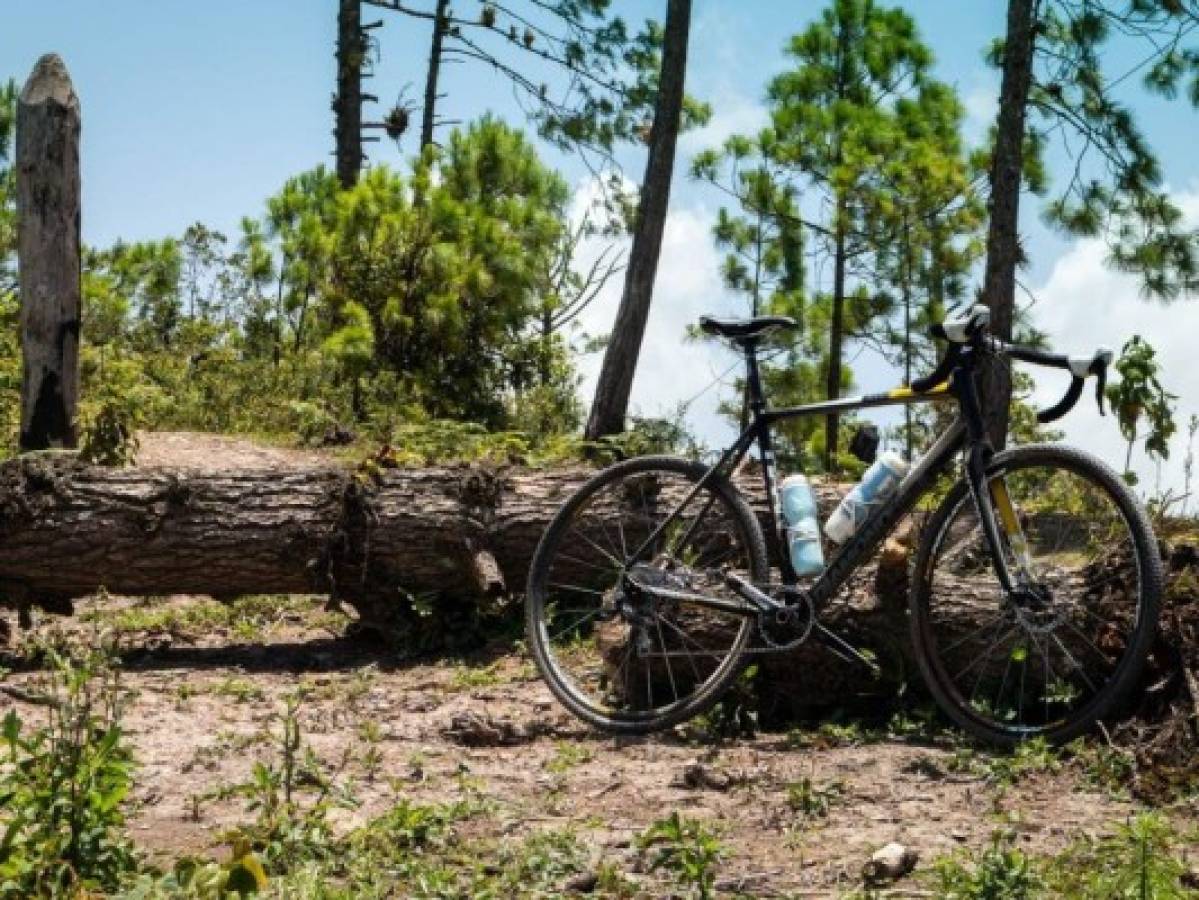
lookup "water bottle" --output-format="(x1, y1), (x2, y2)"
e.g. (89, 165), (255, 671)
(780, 474), (825, 576)
(824, 452), (910, 544)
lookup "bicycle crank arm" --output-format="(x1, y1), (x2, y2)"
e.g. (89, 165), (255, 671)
(812, 623), (881, 675)
(722, 571), (785, 613)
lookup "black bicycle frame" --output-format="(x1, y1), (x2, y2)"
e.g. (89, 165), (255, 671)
(632, 340), (1016, 618)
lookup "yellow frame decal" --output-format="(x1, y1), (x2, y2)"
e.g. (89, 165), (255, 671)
(887, 382), (950, 400)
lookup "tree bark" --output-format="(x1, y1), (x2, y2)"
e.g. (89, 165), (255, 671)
(17, 54), (81, 452)
(420, 0), (450, 151)
(0, 454), (850, 626)
(584, 0), (692, 440)
(335, 0), (364, 189)
(980, 0), (1038, 449)
(823, 216), (847, 471)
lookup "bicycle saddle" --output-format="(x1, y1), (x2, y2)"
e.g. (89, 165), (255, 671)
(698, 315), (797, 341)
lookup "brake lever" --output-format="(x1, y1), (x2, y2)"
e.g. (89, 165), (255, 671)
(1095, 362), (1107, 416)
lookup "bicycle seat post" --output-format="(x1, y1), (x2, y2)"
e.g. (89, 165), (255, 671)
(743, 339), (766, 419)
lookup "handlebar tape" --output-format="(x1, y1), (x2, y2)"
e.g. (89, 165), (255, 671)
(1037, 376), (1085, 424)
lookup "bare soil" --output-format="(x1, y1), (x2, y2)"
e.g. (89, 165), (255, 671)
(2, 434), (1195, 896)
(2, 592), (1186, 898)
(135, 431), (335, 472)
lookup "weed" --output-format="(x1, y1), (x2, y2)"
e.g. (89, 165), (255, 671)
(213, 676), (266, 703)
(222, 694), (356, 874)
(0, 638), (138, 895)
(1066, 737), (1136, 796)
(786, 776), (846, 820)
(637, 812), (724, 899)
(1043, 812), (1192, 898)
(985, 738), (1061, 788)
(450, 661), (503, 690)
(786, 719), (882, 750)
(931, 830), (1042, 899)
(545, 740), (595, 774)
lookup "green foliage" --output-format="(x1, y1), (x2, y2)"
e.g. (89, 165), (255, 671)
(1043, 812), (1192, 899)
(932, 831), (1043, 899)
(1107, 335), (1178, 480)
(0, 639), (138, 896)
(0, 115), (594, 456)
(785, 776), (846, 820)
(637, 812), (724, 900)
(220, 694), (355, 874)
(1023, 3), (1199, 300)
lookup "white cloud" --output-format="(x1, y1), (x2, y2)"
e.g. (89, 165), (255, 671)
(1029, 205), (1199, 503)
(962, 75), (999, 145)
(567, 178), (747, 450)
(677, 88), (769, 159)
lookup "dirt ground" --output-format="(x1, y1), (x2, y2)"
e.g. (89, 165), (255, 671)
(1, 433), (1194, 896)
(2, 590), (1188, 898)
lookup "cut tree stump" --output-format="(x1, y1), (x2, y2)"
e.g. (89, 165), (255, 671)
(16, 54), (82, 451)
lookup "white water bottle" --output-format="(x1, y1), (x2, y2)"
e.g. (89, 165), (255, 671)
(780, 474), (825, 576)
(824, 452), (909, 544)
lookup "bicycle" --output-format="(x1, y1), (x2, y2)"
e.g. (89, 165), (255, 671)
(526, 305), (1162, 746)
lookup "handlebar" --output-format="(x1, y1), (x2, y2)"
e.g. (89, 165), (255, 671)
(907, 304), (1113, 424)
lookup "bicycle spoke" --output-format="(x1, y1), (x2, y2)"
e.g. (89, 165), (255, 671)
(549, 609), (602, 643)
(529, 460), (758, 728)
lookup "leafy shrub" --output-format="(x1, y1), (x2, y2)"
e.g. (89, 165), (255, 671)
(0, 639), (138, 896)
(932, 831), (1042, 899)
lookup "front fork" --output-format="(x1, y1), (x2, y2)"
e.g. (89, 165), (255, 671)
(964, 444), (1034, 594)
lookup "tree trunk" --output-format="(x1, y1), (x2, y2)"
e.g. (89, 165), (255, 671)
(584, 0), (692, 441)
(980, 0), (1038, 449)
(16, 54), (81, 452)
(823, 216), (847, 471)
(420, 0), (450, 151)
(335, 0), (364, 189)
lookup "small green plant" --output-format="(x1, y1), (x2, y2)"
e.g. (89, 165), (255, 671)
(0, 639), (138, 895)
(1043, 812), (1191, 899)
(450, 661), (503, 690)
(223, 694), (355, 874)
(786, 776), (846, 820)
(214, 676), (266, 703)
(1068, 737), (1135, 796)
(545, 740), (595, 774)
(985, 738), (1061, 787)
(637, 812), (724, 899)
(932, 830), (1042, 899)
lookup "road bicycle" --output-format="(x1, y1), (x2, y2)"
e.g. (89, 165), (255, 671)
(526, 305), (1161, 745)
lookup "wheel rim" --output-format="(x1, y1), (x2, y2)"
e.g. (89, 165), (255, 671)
(916, 456), (1146, 738)
(530, 465), (758, 724)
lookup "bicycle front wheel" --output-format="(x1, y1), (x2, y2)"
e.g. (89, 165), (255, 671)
(910, 444), (1161, 745)
(526, 456), (768, 734)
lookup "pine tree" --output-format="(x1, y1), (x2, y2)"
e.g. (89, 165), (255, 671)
(869, 81), (985, 455)
(690, 128), (821, 459)
(982, 0), (1199, 446)
(584, 0), (694, 440)
(767, 0), (936, 469)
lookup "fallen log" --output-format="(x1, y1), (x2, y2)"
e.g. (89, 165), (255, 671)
(0, 452), (599, 625)
(0, 449), (917, 710)
(4, 448), (1192, 733)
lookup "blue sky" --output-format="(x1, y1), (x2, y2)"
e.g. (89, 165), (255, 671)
(4, 1), (1198, 495)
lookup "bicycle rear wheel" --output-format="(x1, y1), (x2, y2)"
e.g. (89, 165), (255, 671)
(525, 456), (768, 734)
(910, 444), (1161, 745)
